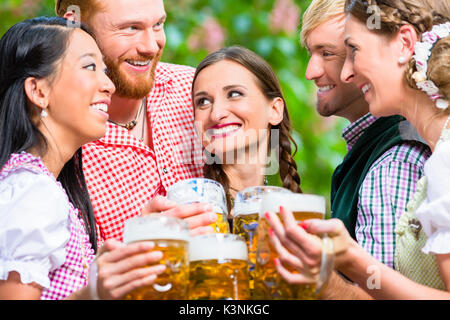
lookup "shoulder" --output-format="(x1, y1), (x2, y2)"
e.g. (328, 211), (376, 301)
(0, 169), (70, 288)
(424, 140), (450, 186)
(0, 168), (69, 220)
(155, 62), (195, 86)
(371, 141), (431, 170)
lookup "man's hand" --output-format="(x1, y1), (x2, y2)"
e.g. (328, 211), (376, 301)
(141, 195), (217, 236)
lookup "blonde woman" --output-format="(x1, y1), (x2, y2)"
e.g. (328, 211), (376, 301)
(267, 0), (450, 299)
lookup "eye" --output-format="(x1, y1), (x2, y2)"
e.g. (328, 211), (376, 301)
(228, 90), (243, 98)
(347, 44), (358, 60)
(195, 97), (212, 108)
(154, 21), (165, 30)
(126, 25), (138, 32)
(84, 63), (96, 71)
(322, 51), (334, 57)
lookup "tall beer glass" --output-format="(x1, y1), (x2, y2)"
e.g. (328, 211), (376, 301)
(188, 234), (250, 300)
(232, 186), (292, 296)
(253, 192), (327, 300)
(122, 215), (190, 300)
(167, 178), (229, 233)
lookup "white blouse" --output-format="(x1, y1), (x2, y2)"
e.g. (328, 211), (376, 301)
(0, 168), (70, 289)
(417, 137), (450, 254)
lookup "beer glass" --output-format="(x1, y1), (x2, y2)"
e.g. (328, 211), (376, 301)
(232, 186), (292, 296)
(188, 233), (250, 300)
(167, 178), (229, 233)
(122, 215), (190, 300)
(253, 192), (330, 300)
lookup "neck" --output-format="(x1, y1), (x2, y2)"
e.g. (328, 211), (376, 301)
(108, 94), (143, 124)
(344, 96), (370, 123)
(30, 124), (78, 178)
(400, 88), (448, 152)
(223, 162), (266, 197)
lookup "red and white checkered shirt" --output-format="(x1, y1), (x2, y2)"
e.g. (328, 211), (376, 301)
(82, 62), (204, 242)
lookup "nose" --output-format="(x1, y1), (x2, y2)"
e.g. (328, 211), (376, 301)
(305, 55), (324, 81)
(209, 101), (230, 123)
(137, 29), (165, 57)
(100, 71), (116, 96)
(340, 56), (355, 83)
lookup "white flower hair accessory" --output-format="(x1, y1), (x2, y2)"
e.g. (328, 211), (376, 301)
(412, 22), (450, 110)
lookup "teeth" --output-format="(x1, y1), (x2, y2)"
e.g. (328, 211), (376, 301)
(91, 103), (108, 113)
(318, 85), (335, 93)
(208, 125), (240, 136)
(362, 84), (372, 95)
(127, 60), (151, 67)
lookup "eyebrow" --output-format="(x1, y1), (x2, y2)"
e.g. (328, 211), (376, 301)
(344, 36), (352, 45)
(223, 84), (247, 91)
(79, 53), (97, 60)
(310, 43), (338, 51)
(193, 84), (247, 97)
(113, 14), (167, 28)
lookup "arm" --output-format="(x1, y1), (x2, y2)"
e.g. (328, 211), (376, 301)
(306, 219), (450, 300)
(356, 144), (428, 267)
(0, 273), (42, 300)
(319, 271), (374, 300)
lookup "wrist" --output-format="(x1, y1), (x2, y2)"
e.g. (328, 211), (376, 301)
(335, 238), (360, 273)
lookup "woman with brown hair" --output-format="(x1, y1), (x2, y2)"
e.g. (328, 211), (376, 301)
(265, 0), (450, 299)
(192, 46), (302, 214)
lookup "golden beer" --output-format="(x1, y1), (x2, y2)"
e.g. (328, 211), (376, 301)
(122, 215), (190, 300)
(232, 186), (292, 296)
(188, 234), (250, 300)
(167, 178), (230, 233)
(253, 193), (326, 300)
(214, 210), (230, 233)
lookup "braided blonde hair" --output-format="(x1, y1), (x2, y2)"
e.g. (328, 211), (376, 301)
(345, 0), (449, 108)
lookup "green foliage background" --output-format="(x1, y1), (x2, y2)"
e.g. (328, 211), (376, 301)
(0, 0), (348, 208)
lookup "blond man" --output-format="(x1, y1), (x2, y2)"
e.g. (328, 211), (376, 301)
(281, 0), (430, 299)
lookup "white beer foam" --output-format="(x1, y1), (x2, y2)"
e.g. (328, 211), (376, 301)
(233, 186), (292, 216)
(189, 234), (248, 262)
(123, 215), (190, 244)
(258, 193), (326, 217)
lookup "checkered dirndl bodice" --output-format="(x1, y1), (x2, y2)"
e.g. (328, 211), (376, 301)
(0, 152), (95, 300)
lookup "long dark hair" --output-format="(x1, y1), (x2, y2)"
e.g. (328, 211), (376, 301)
(0, 17), (98, 253)
(192, 46), (302, 211)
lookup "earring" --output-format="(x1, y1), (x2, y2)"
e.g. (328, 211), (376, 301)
(398, 57), (406, 64)
(41, 109), (48, 118)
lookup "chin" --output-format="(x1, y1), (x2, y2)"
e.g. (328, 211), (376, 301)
(89, 127), (107, 143)
(368, 102), (392, 117)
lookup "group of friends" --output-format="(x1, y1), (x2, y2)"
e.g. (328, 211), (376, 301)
(0, 0), (449, 300)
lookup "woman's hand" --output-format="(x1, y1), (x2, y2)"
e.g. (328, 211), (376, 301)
(265, 206), (355, 285)
(265, 206), (322, 284)
(92, 239), (166, 300)
(141, 195), (216, 236)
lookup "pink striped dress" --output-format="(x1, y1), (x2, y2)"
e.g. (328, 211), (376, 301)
(0, 152), (95, 300)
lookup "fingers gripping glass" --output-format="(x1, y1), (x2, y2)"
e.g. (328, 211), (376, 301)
(167, 178), (229, 233)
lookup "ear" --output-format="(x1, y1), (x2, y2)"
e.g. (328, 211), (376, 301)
(24, 77), (51, 111)
(397, 24), (418, 62)
(268, 97), (285, 126)
(63, 7), (81, 24)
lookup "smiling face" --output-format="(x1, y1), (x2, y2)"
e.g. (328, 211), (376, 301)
(45, 29), (115, 146)
(341, 15), (408, 117)
(305, 14), (367, 122)
(193, 60), (283, 162)
(88, 0), (166, 99)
